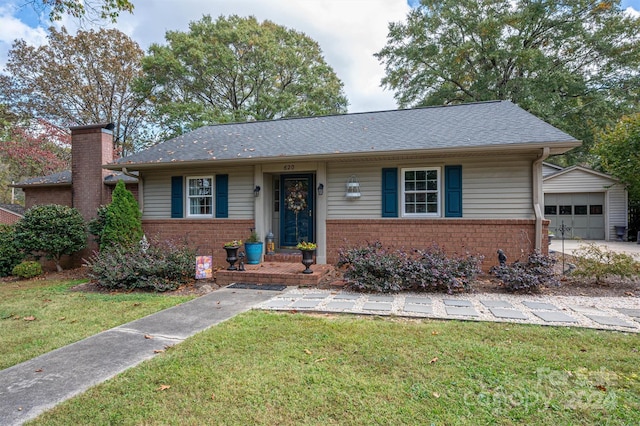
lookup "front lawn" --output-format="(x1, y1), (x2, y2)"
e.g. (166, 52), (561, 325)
(0, 278), (193, 370)
(30, 311), (640, 425)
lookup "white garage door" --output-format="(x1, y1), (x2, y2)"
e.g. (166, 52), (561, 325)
(544, 193), (605, 239)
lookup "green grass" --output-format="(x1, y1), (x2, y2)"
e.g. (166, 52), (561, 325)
(29, 311), (640, 425)
(0, 278), (193, 370)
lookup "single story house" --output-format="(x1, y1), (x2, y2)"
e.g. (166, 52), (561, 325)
(96, 100), (580, 268)
(0, 204), (24, 225)
(543, 162), (628, 240)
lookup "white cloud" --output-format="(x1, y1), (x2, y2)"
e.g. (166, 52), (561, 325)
(1, 0), (410, 112)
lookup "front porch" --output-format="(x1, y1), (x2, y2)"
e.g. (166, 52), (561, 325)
(215, 255), (335, 287)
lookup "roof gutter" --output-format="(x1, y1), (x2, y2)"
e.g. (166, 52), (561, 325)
(533, 147), (550, 251)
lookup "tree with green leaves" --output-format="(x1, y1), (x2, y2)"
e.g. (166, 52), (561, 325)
(25, 0), (134, 22)
(13, 204), (87, 271)
(100, 180), (142, 249)
(1, 27), (149, 155)
(592, 114), (640, 202)
(376, 0), (640, 163)
(136, 15), (349, 138)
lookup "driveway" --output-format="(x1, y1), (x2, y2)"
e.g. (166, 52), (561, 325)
(549, 239), (640, 257)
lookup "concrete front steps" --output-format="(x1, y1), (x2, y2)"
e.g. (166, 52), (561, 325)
(215, 260), (333, 287)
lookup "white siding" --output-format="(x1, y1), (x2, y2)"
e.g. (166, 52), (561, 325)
(543, 168), (628, 240)
(544, 169), (613, 193)
(141, 166), (255, 219)
(327, 156), (534, 219)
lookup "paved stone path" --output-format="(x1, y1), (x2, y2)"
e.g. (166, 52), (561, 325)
(257, 288), (640, 332)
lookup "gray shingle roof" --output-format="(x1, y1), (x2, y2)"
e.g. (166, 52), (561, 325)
(0, 204), (25, 216)
(12, 170), (137, 188)
(110, 101), (580, 168)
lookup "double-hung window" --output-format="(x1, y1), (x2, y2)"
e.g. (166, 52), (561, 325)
(401, 167), (440, 217)
(187, 177), (213, 217)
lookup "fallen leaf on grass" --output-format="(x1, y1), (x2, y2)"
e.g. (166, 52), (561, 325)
(58, 317), (66, 321)
(314, 358), (327, 363)
(157, 385), (171, 391)
(23, 316), (36, 321)
(153, 349), (165, 354)
(211, 393), (215, 400)
(595, 385), (607, 392)
(431, 331), (440, 336)
(304, 348), (312, 355)
(432, 392), (440, 398)
(429, 357), (438, 364)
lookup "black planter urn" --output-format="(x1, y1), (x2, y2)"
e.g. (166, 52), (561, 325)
(300, 249), (315, 274)
(224, 246), (240, 270)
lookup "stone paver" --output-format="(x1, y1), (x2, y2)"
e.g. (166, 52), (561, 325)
(263, 299), (291, 308)
(333, 294), (360, 300)
(368, 295), (394, 302)
(616, 308), (640, 318)
(445, 306), (479, 317)
(522, 301), (558, 310)
(404, 304), (434, 315)
(405, 297), (432, 304)
(489, 308), (528, 320)
(568, 304), (605, 314)
(481, 300), (514, 308)
(585, 315), (636, 328)
(443, 299), (473, 307)
(532, 311), (578, 323)
(291, 300), (321, 309)
(326, 301), (356, 310)
(363, 302), (393, 311)
(302, 293), (328, 299)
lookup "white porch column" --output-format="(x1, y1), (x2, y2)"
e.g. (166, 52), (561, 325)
(316, 162), (327, 264)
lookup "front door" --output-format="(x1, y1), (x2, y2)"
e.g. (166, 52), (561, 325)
(280, 174), (314, 248)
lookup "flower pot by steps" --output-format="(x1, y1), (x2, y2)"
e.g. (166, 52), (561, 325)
(244, 242), (264, 265)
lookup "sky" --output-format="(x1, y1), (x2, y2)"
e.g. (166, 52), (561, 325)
(0, 0), (639, 114)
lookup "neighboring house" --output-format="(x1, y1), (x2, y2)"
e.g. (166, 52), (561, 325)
(543, 163), (628, 241)
(0, 204), (24, 225)
(99, 100), (580, 268)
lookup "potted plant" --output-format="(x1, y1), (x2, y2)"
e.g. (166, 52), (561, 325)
(223, 240), (242, 270)
(244, 228), (264, 265)
(296, 241), (317, 274)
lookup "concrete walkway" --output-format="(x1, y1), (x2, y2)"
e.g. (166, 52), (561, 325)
(0, 288), (278, 426)
(549, 239), (640, 256)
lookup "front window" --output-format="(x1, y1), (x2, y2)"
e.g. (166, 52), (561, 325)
(402, 167), (440, 217)
(187, 177), (213, 216)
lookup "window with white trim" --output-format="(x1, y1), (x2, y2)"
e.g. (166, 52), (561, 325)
(187, 176), (213, 216)
(401, 167), (440, 216)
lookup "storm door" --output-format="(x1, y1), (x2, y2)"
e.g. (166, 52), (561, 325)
(280, 174), (314, 248)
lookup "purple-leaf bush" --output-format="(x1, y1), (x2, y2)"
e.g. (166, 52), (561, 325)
(337, 241), (483, 294)
(490, 250), (558, 292)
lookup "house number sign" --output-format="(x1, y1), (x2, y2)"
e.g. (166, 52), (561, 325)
(283, 164), (295, 170)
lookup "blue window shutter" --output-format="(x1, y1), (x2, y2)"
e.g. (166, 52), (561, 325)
(381, 168), (398, 217)
(445, 165), (462, 217)
(171, 176), (183, 218)
(215, 174), (229, 218)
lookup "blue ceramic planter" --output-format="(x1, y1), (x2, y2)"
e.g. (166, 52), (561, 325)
(244, 242), (263, 264)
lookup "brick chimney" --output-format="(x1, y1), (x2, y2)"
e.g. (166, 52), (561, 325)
(70, 123), (114, 221)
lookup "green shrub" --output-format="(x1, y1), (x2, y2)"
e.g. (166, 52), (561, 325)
(13, 204), (87, 272)
(337, 242), (483, 294)
(0, 224), (24, 277)
(100, 180), (142, 249)
(571, 243), (640, 284)
(87, 205), (108, 244)
(12, 261), (43, 279)
(85, 238), (196, 292)
(490, 251), (558, 292)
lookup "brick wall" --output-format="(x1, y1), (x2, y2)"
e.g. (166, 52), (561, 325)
(71, 124), (113, 222)
(0, 209), (22, 225)
(326, 219), (549, 270)
(24, 187), (72, 210)
(142, 219), (255, 269)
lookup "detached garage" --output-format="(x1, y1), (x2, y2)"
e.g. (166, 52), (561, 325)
(543, 163), (628, 241)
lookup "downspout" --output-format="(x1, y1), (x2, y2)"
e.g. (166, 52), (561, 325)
(532, 147), (550, 251)
(122, 167), (143, 213)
